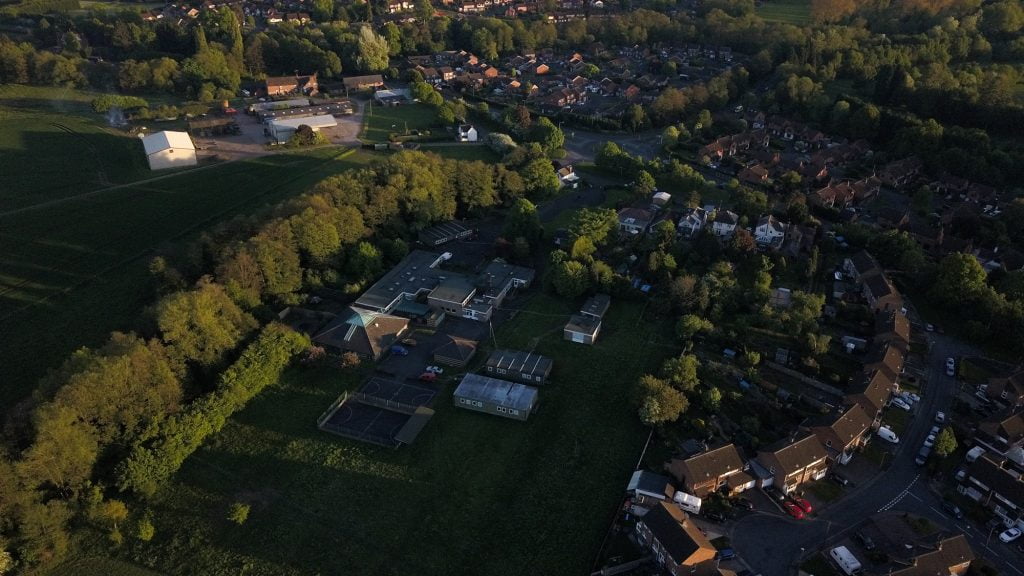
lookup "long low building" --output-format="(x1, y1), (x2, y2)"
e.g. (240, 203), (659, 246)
(484, 349), (553, 385)
(453, 373), (538, 421)
(267, 114), (338, 143)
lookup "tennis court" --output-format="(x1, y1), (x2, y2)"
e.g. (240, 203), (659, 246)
(317, 377), (437, 447)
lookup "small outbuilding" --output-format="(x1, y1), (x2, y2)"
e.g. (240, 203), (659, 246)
(564, 314), (601, 345)
(457, 124), (478, 142)
(141, 130), (197, 170)
(452, 373), (538, 421)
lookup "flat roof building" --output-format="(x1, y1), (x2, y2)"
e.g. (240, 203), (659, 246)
(453, 373), (538, 421)
(484, 349), (553, 384)
(419, 221), (474, 246)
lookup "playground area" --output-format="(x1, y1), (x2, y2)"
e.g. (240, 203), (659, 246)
(317, 377), (437, 447)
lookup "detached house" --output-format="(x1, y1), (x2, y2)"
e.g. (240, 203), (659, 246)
(754, 215), (787, 249)
(756, 434), (829, 494)
(666, 443), (753, 497)
(618, 207), (654, 235)
(677, 207), (708, 239)
(265, 73), (318, 96)
(806, 405), (873, 465)
(884, 535), (975, 576)
(635, 502), (720, 576)
(984, 369), (1024, 409)
(712, 210), (739, 238)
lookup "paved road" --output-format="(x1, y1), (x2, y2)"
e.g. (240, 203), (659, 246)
(562, 127), (664, 165)
(730, 325), (1024, 575)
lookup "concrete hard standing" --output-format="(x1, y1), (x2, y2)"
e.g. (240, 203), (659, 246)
(141, 130), (197, 170)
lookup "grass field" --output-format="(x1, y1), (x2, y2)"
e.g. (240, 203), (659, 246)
(422, 144), (500, 162)
(363, 103), (441, 143)
(98, 293), (677, 576)
(757, 0), (811, 25)
(0, 86), (382, 404)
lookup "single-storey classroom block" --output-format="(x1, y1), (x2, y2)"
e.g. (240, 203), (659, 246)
(452, 373), (538, 421)
(484, 349), (553, 385)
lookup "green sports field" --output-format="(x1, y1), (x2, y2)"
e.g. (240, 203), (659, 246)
(757, 0), (811, 25)
(0, 86), (377, 405)
(362, 103), (440, 143)
(80, 294), (676, 576)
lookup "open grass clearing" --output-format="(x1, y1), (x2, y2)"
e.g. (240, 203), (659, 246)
(362, 103), (440, 143)
(757, 0), (812, 25)
(0, 139), (378, 406)
(98, 293), (678, 575)
(420, 144), (500, 162)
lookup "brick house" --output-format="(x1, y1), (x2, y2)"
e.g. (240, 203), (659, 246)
(666, 444), (752, 497)
(806, 405), (873, 465)
(756, 434), (829, 494)
(635, 502), (720, 576)
(846, 370), (897, 427)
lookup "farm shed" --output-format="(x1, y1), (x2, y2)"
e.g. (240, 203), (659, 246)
(141, 130), (196, 170)
(452, 373), (538, 421)
(268, 114), (337, 143)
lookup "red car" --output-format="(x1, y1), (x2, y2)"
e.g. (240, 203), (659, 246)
(783, 501), (805, 519)
(418, 372), (437, 382)
(790, 496), (813, 514)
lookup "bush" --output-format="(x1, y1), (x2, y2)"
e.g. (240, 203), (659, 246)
(227, 502), (250, 525)
(91, 94), (149, 113)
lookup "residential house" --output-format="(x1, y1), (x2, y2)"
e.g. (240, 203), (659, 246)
(677, 207), (708, 239)
(974, 411), (1024, 457)
(484, 349), (554, 385)
(864, 342), (905, 384)
(342, 74), (385, 92)
(844, 250), (881, 281)
(738, 164), (770, 186)
(265, 73), (318, 96)
(754, 215), (787, 249)
(311, 307), (409, 360)
(846, 370), (897, 426)
(958, 452), (1024, 530)
(879, 156), (924, 190)
(635, 502), (719, 576)
(618, 207), (654, 235)
(627, 470), (676, 510)
(666, 444), (752, 497)
(806, 404), (873, 465)
(880, 535), (974, 576)
(557, 165), (581, 188)
(457, 124), (478, 142)
(861, 271), (903, 313)
(874, 311), (910, 353)
(756, 434), (829, 493)
(711, 210), (739, 238)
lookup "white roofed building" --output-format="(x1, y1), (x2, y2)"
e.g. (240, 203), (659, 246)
(268, 114), (338, 143)
(141, 130), (196, 170)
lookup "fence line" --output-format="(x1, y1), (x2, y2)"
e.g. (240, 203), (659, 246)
(316, 390), (348, 427)
(348, 390), (419, 415)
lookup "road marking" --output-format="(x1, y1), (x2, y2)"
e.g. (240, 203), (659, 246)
(1006, 562), (1023, 576)
(878, 474), (921, 512)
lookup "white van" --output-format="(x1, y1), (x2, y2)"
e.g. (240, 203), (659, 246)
(877, 426), (900, 444)
(830, 546), (863, 575)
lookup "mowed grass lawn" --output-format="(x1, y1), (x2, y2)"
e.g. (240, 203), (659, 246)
(99, 294), (677, 576)
(363, 103), (441, 143)
(0, 129), (377, 406)
(757, 0), (811, 25)
(0, 84), (156, 210)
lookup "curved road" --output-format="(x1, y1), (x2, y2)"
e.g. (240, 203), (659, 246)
(731, 329), (1023, 576)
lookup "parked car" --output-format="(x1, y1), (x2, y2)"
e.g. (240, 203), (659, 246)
(855, 531), (876, 551)
(705, 510), (727, 523)
(877, 426), (900, 444)
(926, 323), (935, 332)
(391, 345), (409, 356)
(890, 398), (912, 411)
(902, 392), (922, 403)
(934, 411), (946, 424)
(733, 498), (755, 511)
(401, 338), (418, 347)
(783, 501), (805, 520)
(946, 358), (956, 376)
(915, 445), (931, 466)
(789, 496), (813, 514)
(924, 435), (936, 448)
(942, 500), (963, 519)
(999, 527), (1022, 543)
(425, 365), (444, 374)
(418, 372), (438, 382)
(829, 472), (851, 486)
(766, 487), (787, 501)
(716, 548), (737, 561)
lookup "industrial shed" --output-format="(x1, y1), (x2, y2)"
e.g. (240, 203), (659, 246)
(452, 373), (538, 421)
(267, 114), (337, 143)
(141, 130), (196, 170)
(484, 349), (553, 385)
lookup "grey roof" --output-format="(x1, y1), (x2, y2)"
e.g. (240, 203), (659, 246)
(477, 259), (535, 299)
(581, 293), (611, 319)
(848, 250), (879, 277)
(863, 272), (898, 300)
(419, 221), (472, 246)
(627, 470), (674, 497)
(715, 210), (739, 225)
(353, 250), (447, 312)
(565, 314), (601, 335)
(485, 349), (553, 378)
(429, 277), (476, 305)
(453, 373), (538, 411)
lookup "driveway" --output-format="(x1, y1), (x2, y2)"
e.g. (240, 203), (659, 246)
(729, 313), (1022, 575)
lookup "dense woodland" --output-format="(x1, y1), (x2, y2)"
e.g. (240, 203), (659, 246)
(1, 0), (1024, 572)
